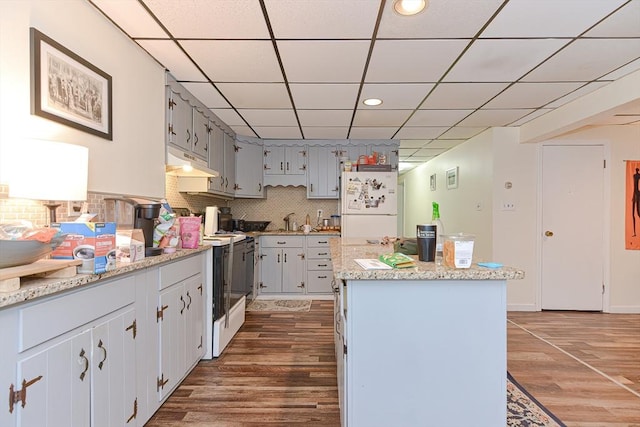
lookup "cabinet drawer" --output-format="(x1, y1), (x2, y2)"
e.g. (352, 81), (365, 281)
(306, 235), (337, 247)
(307, 248), (331, 259)
(307, 259), (333, 270)
(306, 272), (333, 294)
(260, 236), (304, 248)
(159, 253), (203, 290)
(19, 275), (135, 352)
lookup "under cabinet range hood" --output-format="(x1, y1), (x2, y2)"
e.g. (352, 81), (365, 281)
(166, 146), (219, 178)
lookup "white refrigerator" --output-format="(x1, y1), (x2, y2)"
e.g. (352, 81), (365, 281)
(341, 171), (398, 240)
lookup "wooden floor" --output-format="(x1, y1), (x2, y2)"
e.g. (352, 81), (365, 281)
(146, 303), (640, 427)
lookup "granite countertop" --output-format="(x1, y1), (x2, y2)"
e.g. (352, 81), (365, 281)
(0, 246), (211, 309)
(330, 238), (525, 281)
(249, 230), (340, 236)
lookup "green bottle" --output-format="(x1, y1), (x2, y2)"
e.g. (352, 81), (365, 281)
(432, 202), (445, 265)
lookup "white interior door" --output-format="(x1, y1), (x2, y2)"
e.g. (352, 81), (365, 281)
(541, 145), (604, 310)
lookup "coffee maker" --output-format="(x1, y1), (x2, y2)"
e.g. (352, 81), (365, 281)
(104, 198), (162, 255)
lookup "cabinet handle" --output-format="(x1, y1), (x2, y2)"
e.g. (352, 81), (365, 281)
(319, 241), (328, 244)
(220, 176), (225, 186)
(97, 339), (107, 370)
(194, 132), (199, 146)
(186, 129), (191, 143)
(126, 398), (138, 423)
(186, 291), (192, 310)
(280, 161), (283, 171)
(310, 183), (313, 192)
(125, 319), (137, 339)
(284, 253), (287, 263)
(318, 252), (328, 256)
(198, 284), (203, 295)
(225, 177), (228, 189)
(8, 375), (43, 413)
(286, 161), (290, 171)
(180, 295), (186, 315)
(79, 348), (89, 381)
(318, 275), (328, 279)
(258, 183), (262, 192)
(157, 304), (169, 322)
(277, 241), (286, 244)
(318, 264), (328, 267)
(297, 282), (305, 288)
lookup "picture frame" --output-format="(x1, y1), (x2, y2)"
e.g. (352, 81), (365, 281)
(430, 173), (436, 191)
(30, 27), (112, 140)
(446, 166), (459, 189)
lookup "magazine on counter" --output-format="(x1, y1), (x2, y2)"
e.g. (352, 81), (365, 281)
(354, 259), (393, 270)
(378, 252), (416, 269)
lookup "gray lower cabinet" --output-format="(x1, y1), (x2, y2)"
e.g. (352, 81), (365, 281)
(0, 251), (209, 427)
(306, 235), (336, 293)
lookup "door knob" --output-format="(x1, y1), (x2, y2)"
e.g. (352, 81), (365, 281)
(544, 231), (554, 237)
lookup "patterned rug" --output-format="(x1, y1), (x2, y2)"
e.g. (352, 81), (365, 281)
(508, 372), (566, 426)
(246, 299), (312, 312)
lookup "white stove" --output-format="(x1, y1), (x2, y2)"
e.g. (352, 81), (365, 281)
(202, 233), (247, 246)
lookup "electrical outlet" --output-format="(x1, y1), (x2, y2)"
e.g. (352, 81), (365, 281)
(501, 202), (516, 211)
(317, 209), (323, 218)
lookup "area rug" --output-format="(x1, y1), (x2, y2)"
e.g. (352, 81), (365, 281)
(246, 299), (312, 312)
(508, 372), (566, 427)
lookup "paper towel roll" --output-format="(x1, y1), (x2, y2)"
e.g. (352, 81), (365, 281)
(204, 206), (219, 236)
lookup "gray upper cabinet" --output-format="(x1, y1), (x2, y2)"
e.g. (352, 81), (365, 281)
(307, 145), (340, 199)
(166, 87), (191, 153)
(235, 139), (264, 198)
(263, 145), (307, 187)
(191, 107), (210, 160)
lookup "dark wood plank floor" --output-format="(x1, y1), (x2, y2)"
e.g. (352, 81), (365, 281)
(146, 303), (640, 427)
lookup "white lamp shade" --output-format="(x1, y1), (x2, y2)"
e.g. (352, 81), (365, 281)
(8, 139), (89, 201)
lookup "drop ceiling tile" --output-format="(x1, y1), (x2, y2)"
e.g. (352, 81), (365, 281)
(349, 127), (397, 139)
(545, 82), (609, 108)
(420, 83), (510, 109)
(359, 84), (434, 109)
(399, 140), (431, 149)
(509, 109), (553, 126)
(413, 147), (448, 157)
(584, 0), (640, 37)
(523, 39), (640, 82)
(237, 109), (298, 127)
(439, 127), (488, 139)
(405, 110), (473, 127)
(136, 40), (205, 81)
(377, 0), (503, 38)
(297, 110), (353, 127)
(426, 140), (466, 149)
(458, 109), (534, 127)
(277, 41), (370, 83)
(182, 83), (230, 108)
(289, 84), (360, 109)
(367, 40), (468, 83)
(264, 0), (379, 38)
(484, 82), (585, 109)
(210, 109), (246, 126)
(599, 58), (640, 81)
(444, 39), (569, 82)
(92, 0), (167, 38)
(399, 148), (419, 157)
(181, 40), (282, 82)
(353, 110), (412, 127)
(216, 83), (291, 108)
(231, 125), (258, 138)
(394, 127), (449, 139)
(255, 127), (302, 139)
(481, 0), (627, 37)
(301, 127), (350, 139)
(144, 0), (269, 38)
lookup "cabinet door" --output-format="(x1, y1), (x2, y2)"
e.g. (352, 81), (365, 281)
(158, 284), (185, 401)
(208, 126), (225, 193)
(285, 146), (306, 175)
(185, 274), (205, 365)
(223, 133), (236, 196)
(235, 140), (264, 198)
(167, 88), (191, 152)
(307, 146), (339, 199)
(15, 330), (91, 427)
(263, 146), (285, 176)
(259, 247), (282, 293)
(92, 308), (137, 427)
(281, 247), (306, 293)
(192, 107), (210, 160)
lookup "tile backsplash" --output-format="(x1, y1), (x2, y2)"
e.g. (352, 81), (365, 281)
(0, 177), (339, 231)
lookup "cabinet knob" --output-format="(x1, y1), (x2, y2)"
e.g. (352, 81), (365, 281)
(544, 230), (554, 237)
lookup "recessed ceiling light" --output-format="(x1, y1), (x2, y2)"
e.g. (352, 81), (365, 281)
(363, 98), (383, 106)
(393, 0), (427, 16)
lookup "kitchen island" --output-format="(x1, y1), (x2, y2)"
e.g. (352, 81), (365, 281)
(329, 238), (524, 427)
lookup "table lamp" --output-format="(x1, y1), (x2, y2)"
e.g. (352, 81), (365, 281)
(8, 139), (89, 224)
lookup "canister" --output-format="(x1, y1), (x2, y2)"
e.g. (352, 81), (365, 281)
(442, 233), (475, 268)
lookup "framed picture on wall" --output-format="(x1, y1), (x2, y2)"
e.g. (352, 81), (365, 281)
(30, 27), (113, 140)
(430, 173), (436, 191)
(446, 167), (458, 189)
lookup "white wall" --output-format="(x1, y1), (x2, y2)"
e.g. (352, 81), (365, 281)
(0, 0), (166, 199)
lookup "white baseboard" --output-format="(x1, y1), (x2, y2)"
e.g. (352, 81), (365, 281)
(607, 305), (640, 314)
(254, 294), (333, 301)
(507, 304), (538, 312)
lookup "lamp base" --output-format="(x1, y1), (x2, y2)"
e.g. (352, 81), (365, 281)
(44, 203), (61, 225)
